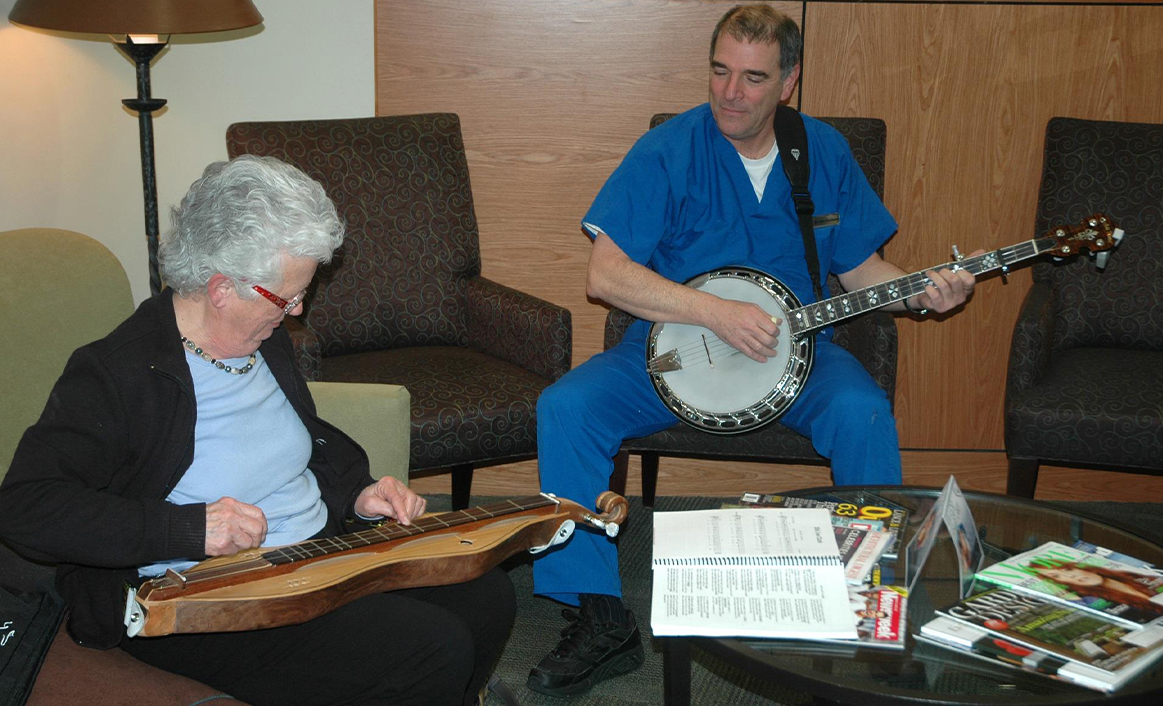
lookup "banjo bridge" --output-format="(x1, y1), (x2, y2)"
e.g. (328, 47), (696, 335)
(648, 348), (682, 373)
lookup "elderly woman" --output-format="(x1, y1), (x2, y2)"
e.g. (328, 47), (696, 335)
(0, 155), (515, 706)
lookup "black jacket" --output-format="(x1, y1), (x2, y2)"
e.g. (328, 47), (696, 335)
(0, 291), (374, 648)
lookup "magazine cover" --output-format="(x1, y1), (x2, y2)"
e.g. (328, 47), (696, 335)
(1072, 540), (1159, 572)
(938, 588), (1163, 678)
(867, 560), (902, 588)
(817, 584), (908, 649)
(916, 620), (1112, 692)
(813, 491), (910, 558)
(833, 526), (894, 584)
(740, 493), (893, 527)
(975, 541), (1163, 628)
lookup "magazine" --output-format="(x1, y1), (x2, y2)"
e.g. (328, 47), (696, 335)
(922, 588), (1163, 693)
(916, 621), (1111, 692)
(739, 492), (898, 534)
(867, 560), (901, 588)
(833, 525), (894, 585)
(727, 499), (883, 532)
(1072, 540), (1159, 572)
(809, 491), (910, 559)
(975, 541), (1163, 629)
(819, 584), (908, 649)
(939, 588), (1163, 667)
(650, 507), (856, 639)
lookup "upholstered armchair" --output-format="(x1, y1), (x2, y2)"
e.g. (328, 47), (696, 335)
(1, 228), (410, 704)
(1004, 117), (1163, 497)
(606, 115), (898, 506)
(227, 114), (572, 509)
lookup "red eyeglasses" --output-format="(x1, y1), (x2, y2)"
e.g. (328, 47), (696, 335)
(252, 285), (307, 315)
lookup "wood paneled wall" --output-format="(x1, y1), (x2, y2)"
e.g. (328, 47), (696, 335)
(376, 0), (793, 367)
(376, 0), (1163, 501)
(802, 2), (1163, 449)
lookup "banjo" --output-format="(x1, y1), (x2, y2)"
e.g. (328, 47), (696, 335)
(646, 213), (1122, 434)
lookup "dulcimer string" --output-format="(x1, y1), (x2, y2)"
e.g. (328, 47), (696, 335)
(172, 494), (557, 588)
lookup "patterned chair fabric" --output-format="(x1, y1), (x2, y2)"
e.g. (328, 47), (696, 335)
(227, 114), (572, 508)
(605, 114), (898, 506)
(1004, 117), (1163, 497)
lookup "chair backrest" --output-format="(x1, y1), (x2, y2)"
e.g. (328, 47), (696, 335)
(226, 114), (482, 356)
(1034, 117), (1163, 352)
(0, 229), (134, 476)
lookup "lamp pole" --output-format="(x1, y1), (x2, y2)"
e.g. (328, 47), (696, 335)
(8, 0), (262, 295)
(117, 36), (168, 297)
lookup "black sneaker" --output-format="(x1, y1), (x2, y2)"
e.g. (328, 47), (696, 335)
(527, 605), (644, 696)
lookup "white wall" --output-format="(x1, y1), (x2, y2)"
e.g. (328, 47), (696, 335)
(0, 0), (375, 303)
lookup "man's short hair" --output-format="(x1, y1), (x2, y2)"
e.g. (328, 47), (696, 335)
(710, 4), (803, 81)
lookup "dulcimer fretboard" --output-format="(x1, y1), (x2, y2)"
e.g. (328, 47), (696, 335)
(166, 495), (556, 588)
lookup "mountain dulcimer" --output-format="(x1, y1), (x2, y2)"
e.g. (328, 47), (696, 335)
(124, 491), (628, 637)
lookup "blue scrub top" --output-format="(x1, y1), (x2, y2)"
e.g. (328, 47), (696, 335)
(582, 103), (897, 312)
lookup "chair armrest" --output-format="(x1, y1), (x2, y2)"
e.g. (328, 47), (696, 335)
(285, 317), (322, 382)
(466, 276), (572, 381)
(32, 623), (250, 706)
(306, 382), (410, 484)
(832, 310), (898, 405)
(1005, 281), (1055, 398)
(603, 307), (636, 350)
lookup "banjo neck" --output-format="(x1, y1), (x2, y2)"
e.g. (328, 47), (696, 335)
(788, 236), (1052, 336)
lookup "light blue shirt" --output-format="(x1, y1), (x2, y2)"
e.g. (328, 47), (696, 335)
(138, 349), (326, 576)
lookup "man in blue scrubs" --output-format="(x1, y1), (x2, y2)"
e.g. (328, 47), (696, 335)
(527, 4), (978, 696)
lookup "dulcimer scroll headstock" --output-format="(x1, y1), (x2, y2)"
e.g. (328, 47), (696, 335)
(568, 491), (629, 537)
(593, 491), (629, 531)
(1042, 213), (1123, 267)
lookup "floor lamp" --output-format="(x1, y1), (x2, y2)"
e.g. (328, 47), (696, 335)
(8, 0), (263, 296)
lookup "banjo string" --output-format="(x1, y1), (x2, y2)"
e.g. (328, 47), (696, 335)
(652, 335), (750, 369)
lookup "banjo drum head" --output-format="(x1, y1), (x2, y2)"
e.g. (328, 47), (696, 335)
(648, 268), (813, 433)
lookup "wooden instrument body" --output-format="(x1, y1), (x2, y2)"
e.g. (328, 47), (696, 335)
(131, 493), (626, 637)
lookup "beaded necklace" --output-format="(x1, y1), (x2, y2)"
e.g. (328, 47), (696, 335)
(180, 336), (256, 375)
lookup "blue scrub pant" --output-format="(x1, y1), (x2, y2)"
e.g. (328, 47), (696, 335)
(533, 323), (901, 604)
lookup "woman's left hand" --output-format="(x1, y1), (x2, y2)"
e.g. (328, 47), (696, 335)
(354, 476), (427, 525)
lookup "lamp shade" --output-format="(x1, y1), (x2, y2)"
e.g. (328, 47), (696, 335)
(8, 0), (263, 35)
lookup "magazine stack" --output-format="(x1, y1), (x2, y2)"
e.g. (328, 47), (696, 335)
(726, 490), (912, 649)
(920, 540), (1163, 692)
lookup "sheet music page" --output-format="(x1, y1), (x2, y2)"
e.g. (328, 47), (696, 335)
(651, 508), (856, 639)
(653, 508), (838, 563)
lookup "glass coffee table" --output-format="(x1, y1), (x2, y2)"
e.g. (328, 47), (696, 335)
(661, 485), (1163, 705)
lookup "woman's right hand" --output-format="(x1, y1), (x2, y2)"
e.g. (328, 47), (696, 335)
(205, 496), (268, 556)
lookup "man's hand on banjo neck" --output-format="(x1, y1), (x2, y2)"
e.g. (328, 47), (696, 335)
(587, 232), (781, 363)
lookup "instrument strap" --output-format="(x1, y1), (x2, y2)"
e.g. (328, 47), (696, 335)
(774, 104), (824, 303)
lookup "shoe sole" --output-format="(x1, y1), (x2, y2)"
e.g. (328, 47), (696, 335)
(527, 642), (645, 697)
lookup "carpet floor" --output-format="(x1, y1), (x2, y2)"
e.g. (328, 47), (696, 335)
(421, 495), (1163, 706)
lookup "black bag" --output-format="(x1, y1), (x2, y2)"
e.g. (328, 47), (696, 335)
(0, 585), (65, 706)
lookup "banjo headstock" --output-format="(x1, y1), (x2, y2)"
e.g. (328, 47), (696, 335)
(1042, 213), (1123, 258)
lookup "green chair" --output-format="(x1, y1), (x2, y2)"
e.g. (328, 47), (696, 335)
(1, 228), (410, 705)
(0, 228), (135, 473)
